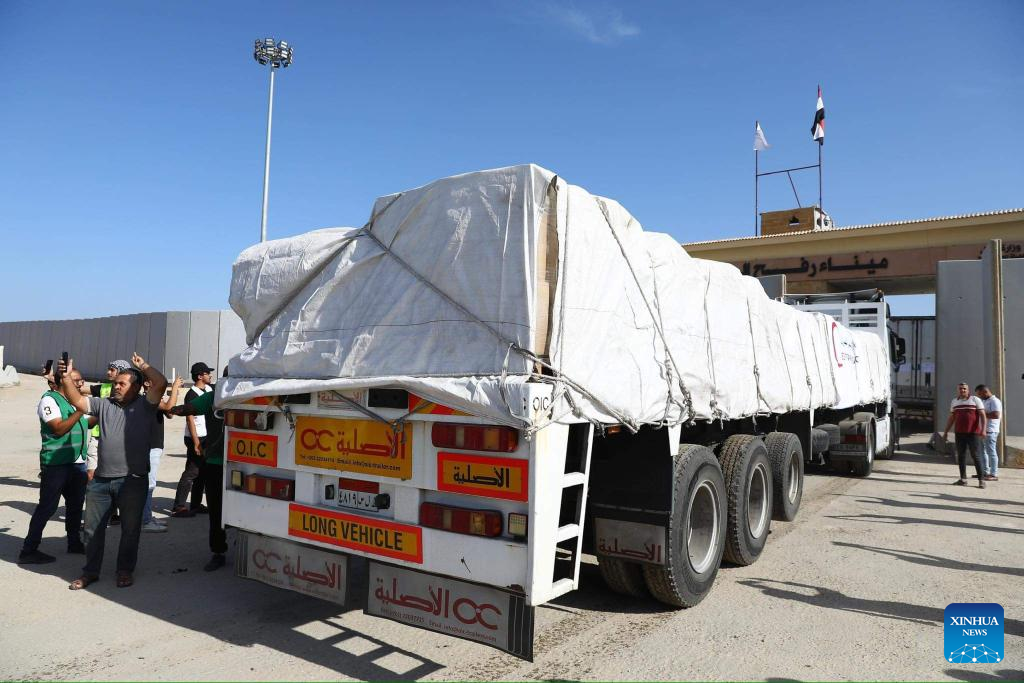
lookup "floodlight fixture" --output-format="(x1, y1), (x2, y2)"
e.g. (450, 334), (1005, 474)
(253, 38), (294, 69)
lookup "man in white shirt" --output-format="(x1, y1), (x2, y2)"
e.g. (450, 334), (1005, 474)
(975, 385), (1002, 481)
(171, 362), (215, 517)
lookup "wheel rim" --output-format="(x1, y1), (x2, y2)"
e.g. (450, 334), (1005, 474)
(787, 454), (800, 503)
(747, 462), (770, 538)
(687, 479), (720, 574)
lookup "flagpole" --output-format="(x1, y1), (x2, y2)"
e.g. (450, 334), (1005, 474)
(755, 143), (759, 236)
(818, 141), (823, 218)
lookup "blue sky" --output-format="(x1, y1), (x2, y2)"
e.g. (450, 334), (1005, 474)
(1, 1), (1021, 321)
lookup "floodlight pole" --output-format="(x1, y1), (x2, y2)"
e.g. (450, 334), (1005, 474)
(260, 66), (275, 244)
(253, 37), (292, 243)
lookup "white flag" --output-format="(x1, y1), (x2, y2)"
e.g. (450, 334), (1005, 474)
(754, 121), (770, 151)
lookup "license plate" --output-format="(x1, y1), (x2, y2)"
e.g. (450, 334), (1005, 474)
(338, 489), (379, 512)
(831, 443), (866, 453)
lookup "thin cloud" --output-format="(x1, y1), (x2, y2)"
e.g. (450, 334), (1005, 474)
(542, 4), (640, 45)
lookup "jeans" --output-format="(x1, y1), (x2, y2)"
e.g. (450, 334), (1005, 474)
(143, 448), (163, 524)
(201, 462), (227, 554)
(82, 474), (148, 576)
(23, 462), (87, 553)
(982, 432), (999, 476)
(174, 436), (206, 510)
(954, 433), (984, 481)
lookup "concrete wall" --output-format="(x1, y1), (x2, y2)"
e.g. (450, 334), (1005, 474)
(0, 311), (245, 382)
(1003, 260), (1024, 440)
(935, 259), (1021, 437)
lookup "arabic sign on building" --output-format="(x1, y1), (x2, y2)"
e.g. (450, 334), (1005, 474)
(366, 561), (534, 661)
(436, 452), (529, 501)
(294, 416), (412, 479)
(227, 431), (278, 467)
(741, 254), (891, 279)
(236, 531), (347, 605)
(594, 518), (667, 566)
(288, 503), (423, 564)
(736, 243), (1024, 285)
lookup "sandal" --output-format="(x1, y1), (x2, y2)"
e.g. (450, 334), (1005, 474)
(116, 571), (134, 588)
(69, 575), (99, 590)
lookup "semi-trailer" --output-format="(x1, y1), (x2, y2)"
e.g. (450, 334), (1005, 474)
(216, 165), (893, 659)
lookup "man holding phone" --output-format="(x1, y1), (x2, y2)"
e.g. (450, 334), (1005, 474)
(19, 364), (96, 564)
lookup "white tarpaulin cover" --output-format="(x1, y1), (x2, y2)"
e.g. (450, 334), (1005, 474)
(220, 165), (889, 430)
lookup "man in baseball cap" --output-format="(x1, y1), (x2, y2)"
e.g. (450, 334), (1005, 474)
(171, 362), (216, 517)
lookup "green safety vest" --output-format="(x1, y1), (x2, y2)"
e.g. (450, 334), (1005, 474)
(90, 383), (111, 437)
(39, 390), (89, 466)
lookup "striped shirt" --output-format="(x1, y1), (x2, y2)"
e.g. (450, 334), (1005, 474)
(950, 396), (986, 435)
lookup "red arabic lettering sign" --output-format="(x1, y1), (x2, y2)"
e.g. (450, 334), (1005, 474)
(365, 562), (534, 661)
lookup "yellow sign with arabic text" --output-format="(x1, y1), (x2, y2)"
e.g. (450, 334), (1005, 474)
(294, 416), (412, 479)
(437, 452), (528, 501)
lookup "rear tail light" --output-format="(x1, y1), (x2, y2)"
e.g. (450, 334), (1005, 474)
(843, 433), (866, 444)
(232, 471), (294, 501)
(431, 423), (518, 452)
(420, 502), (503, 537)
(224, 409), (274, 431)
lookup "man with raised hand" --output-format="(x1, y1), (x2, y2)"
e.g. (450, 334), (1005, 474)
(60, 353), (167, 590)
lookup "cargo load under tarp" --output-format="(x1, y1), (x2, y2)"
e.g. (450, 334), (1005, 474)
(219, 165), (889, 431)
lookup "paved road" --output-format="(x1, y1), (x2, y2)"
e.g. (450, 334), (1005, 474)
(2, 374), (1021, 681)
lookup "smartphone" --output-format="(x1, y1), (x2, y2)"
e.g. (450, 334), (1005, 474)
(44, 359), (54, 374)
(61, 351), (69, 368)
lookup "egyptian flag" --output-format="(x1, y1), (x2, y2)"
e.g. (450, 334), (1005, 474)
(811, 86), (825, 144)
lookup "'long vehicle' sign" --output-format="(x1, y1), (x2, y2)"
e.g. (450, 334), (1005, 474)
(288, 503), (422, 564)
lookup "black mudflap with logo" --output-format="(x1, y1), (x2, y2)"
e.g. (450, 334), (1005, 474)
(365, 561), (535, 661)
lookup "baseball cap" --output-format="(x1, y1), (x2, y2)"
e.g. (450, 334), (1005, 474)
(190, 362), (215, 375)
(108, 360), (131, 371)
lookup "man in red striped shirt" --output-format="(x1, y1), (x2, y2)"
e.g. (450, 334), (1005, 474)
(942, 382), (987, 488)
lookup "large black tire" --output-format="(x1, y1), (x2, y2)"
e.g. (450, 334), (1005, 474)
(718, 435), (773, 566)
(597, 556), (649, 597)
(764, 432), (803, 522)
(850, 421), (875, 477)
(642, 444), (726, 608)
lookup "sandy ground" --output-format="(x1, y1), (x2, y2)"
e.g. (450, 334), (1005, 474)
(1, 373), (1021, 681)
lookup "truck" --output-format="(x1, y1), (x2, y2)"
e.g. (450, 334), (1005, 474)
(783, 290), (904, 477)
(216, 165), (893, 660)
(889, 315), (935, 423)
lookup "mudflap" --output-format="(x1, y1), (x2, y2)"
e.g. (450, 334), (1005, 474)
(585, 425), (675, 555)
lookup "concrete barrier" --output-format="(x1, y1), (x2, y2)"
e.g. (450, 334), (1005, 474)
(0, 310), (244, 382)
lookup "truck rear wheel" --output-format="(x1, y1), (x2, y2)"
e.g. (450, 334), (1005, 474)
(719, 435), (773, 566)
(764, 432), (803, 522)
(597, 557), (649, 598)
(642, 444), (726, 608)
